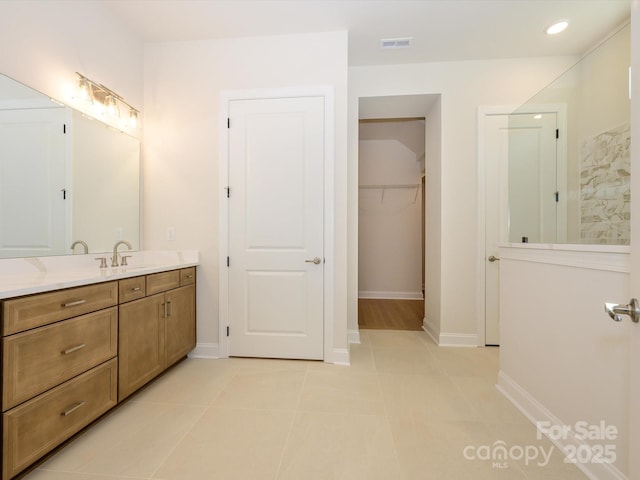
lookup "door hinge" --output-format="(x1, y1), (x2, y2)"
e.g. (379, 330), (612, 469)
(63, 124), (67, 134)
(226, 256), (230, 267)
(555, 191), (559, 202)
(61, 188), (67, 200)
(226, 187), (230, 198)
(227, 118), (230, 129)
(556, 129), (559, 139)
(226, 326), (230, 337)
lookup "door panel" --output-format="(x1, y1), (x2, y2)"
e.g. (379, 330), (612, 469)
(0, 108), (67, 257)
(484, 112), (558, 345)
(228, 96), (324, 360)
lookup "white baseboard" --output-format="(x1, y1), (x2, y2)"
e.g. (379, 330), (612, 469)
(422, 318), (477, 347)
(438, 332), (477, 347)
(358, 291), (423, 300)
(189, 342), (220, 359)
(348, 329), (361, 344)
(331, 347), (350, 365)
(422, 317), (439, 344)
(497, 371), (627, 480)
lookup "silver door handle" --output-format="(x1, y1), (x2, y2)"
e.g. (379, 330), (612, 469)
(605, 298), (640, 323)
(305, 257), (322, 265)
(488, 256), (500, 262)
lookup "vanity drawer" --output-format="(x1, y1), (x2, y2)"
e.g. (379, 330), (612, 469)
(2, 282), (118, 335)
(180, 267), (196, 286)
(119, 276), (146, 303)
(2, 307), (117, 411)
(2, 358), (117, 480)
(146, 270), (180, 295)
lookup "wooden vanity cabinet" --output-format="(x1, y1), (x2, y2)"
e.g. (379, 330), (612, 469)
(1, 282), (119, 480)
(1, 266), (196, 479)
(118, 267), (196, 401)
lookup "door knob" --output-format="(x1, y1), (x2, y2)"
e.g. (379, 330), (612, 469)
(305, 257), (322, 265)
(605, 298), (640, 323)
(488, 255), (500, 263)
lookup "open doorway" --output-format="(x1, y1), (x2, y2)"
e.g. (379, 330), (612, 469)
(358, 118), (425, 330)
(356, 94), (440, 332)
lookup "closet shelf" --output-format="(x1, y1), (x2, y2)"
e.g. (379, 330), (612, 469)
(359, 183), (422, 204)
(359, 184), (420, 189)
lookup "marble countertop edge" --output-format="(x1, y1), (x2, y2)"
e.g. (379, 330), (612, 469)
(0, 250), (199, 299)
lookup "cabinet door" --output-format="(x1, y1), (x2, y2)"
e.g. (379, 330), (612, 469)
(118, 294), (165, 401)
(165, 285), (196, 367)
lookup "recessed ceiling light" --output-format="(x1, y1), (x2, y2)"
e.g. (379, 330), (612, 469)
(546, 21), (569, 35)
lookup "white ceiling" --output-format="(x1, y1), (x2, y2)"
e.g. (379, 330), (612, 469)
(103, 0), (631, 66)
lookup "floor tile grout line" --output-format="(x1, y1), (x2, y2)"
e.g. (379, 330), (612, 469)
(273, 362), (311, 478)
(146, 404), (210, 480)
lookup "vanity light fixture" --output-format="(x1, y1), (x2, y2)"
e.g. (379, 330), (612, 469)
(74, 72), (140, 127)
(546, 20), (569, 35)
(128, 108), (138, 128)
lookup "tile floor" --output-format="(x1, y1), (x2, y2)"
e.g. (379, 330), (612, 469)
(23, 330), (588, 480)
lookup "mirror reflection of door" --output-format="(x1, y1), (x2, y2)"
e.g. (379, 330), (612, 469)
(484, 109), (564, 345)
(0, 107), (68, 257)
(507, 112), (559, 244)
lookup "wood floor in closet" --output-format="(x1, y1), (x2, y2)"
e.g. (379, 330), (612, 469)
(358, 298), (424, 331)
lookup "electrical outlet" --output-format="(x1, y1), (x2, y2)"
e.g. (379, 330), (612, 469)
(115, 227), (123, 241)
(167, 227), (175, 241)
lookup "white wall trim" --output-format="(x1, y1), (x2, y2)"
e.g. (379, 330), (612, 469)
(438, 332), (478, 347)
(189, 343), (220, 359)
(358, 291), (423, 300)
(347, 329), (361, 344)
(332, 347), (350, 365)
(218, 86), (335, 362)
(499, 244), (630, 273)
(422, 317), (440, 345)
(497, 371), (627, 480)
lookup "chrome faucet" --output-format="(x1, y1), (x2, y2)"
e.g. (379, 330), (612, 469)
(111, 240), (132, 267)
(70, 240), (88, 254)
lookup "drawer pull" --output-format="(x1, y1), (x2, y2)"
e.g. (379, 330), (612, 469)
(184, 274), (194, 279)
(131, 287), (141, 292)
(61, 401), (85, 417)
(166, 301), (172, 317)
(62, 299), (87, 308)
(61, 344), (87, 355)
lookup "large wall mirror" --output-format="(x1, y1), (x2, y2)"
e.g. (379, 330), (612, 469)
(0, 73), (140, 258)
(508, 22), (630, 245)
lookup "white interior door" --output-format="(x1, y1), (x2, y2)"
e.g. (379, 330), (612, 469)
(0, 107), (67, 257)
(227, 96), (324, 360)
(484, 114), (508, 345)
(484, 112), (558, 345)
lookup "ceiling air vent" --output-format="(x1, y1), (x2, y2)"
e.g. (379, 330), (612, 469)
(380, 37), (413, 49)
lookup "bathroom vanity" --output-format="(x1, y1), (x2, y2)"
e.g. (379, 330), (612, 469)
(0, 252), (197, 479)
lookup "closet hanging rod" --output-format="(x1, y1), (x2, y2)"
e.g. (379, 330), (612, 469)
(359, 184), (421, 189)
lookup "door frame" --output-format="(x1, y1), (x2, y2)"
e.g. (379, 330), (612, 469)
(218, 86), (335, 362)
(476, 104), (567, 346)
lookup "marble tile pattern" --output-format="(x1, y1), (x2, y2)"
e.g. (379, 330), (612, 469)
(22, 330), (590, 480)
(580, 123), (631, 245)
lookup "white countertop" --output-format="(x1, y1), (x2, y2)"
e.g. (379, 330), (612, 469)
(0, 250), (199, 299)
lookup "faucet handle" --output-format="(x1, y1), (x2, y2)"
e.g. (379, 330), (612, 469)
(121, 255), (131, 266)
(95, 257), (107, 269)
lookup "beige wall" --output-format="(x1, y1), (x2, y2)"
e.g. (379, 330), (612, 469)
(499, 248), (630, 478)
(0, 1), (143, 128)
(143, 31), (349, 356)
(349, 56), (576, 342)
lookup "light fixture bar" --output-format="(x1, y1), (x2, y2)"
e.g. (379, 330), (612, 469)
(75, 72), (140, 124)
